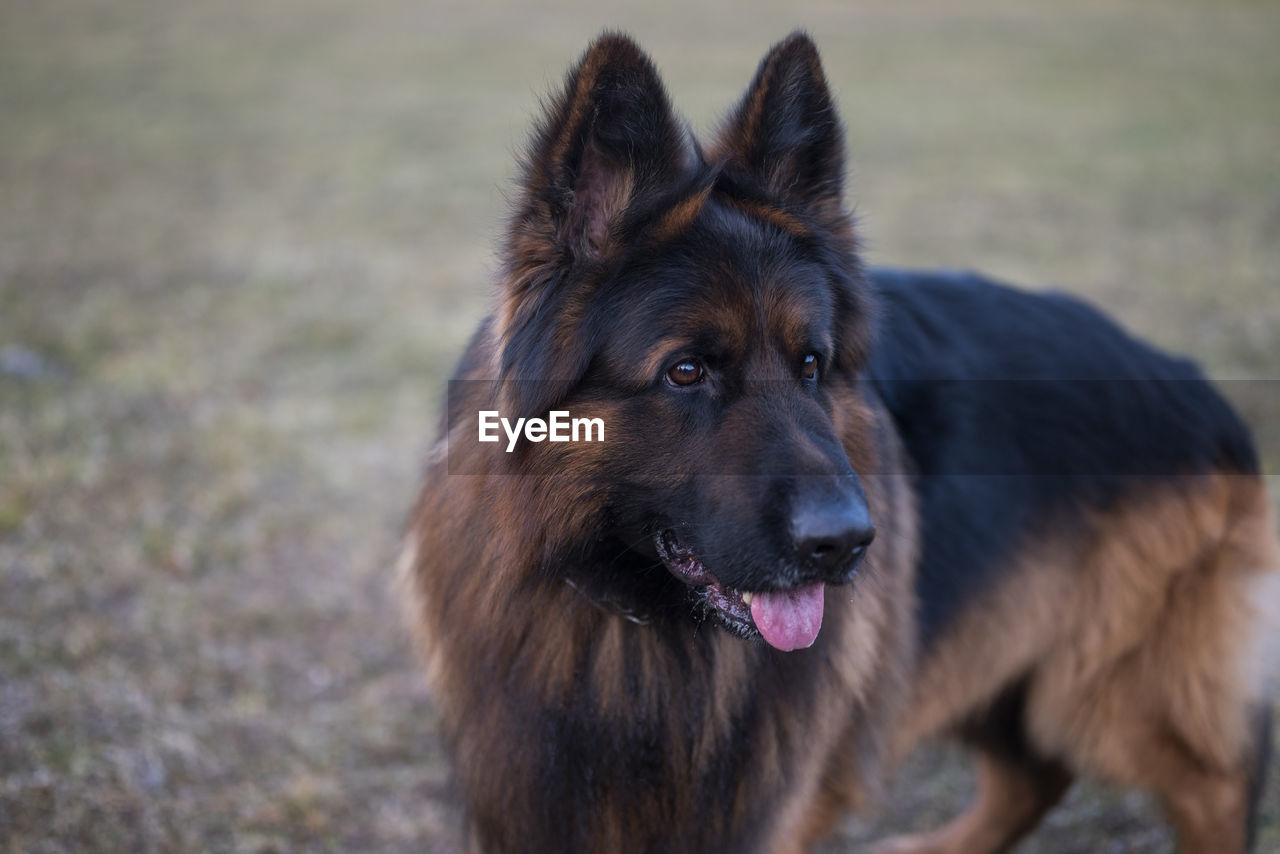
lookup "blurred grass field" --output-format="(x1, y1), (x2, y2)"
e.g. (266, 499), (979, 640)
(2, 1), (1279, 851)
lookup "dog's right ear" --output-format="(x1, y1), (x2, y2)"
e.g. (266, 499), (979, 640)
(507, 33), (692, 270)
(710, 32), (848, 233)
(496, 34), (691, 422)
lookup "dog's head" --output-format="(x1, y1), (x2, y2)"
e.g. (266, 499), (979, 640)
(492, 33), (878, 651)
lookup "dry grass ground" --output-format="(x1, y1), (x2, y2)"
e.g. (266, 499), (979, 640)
(1, 1), (1278, 851)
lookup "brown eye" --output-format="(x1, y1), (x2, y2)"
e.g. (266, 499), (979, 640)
(801, 353), (820, 381)
(666, 360), (704, 387)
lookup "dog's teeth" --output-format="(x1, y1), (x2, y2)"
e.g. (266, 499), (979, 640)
(742, 591), (753, 605)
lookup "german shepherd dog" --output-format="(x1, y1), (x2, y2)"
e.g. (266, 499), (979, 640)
(401, 32), (1278, 853)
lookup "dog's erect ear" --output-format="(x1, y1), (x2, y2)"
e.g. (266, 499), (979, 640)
(711, 32), (847, 225)
(509, 33), (692, 268)
(498, 34), (691, 422)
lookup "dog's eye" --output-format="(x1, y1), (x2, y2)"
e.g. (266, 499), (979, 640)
(801, 353), (820, 381)
(666, 359), (705, 387)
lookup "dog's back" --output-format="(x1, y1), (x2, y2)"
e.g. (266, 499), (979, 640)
(867, 268), (1277, 853)
(869, 267), (1261, 642)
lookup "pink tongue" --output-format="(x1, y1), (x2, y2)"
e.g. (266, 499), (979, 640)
(750, 582), (825, 651)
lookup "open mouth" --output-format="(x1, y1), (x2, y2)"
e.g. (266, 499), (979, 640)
(655, 529), (825, 652)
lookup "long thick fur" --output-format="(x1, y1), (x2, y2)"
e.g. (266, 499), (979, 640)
(402, 32), (1278, 853)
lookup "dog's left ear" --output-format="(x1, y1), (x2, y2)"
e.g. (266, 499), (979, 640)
(510, 32), (693, 269)
(711, 32), (847, 229)
(498, 33), (693, 423)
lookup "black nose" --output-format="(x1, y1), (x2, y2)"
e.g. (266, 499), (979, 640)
(791, 494), (875, 579)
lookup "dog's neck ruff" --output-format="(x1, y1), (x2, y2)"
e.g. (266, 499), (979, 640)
(563, 576), (652, 625)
